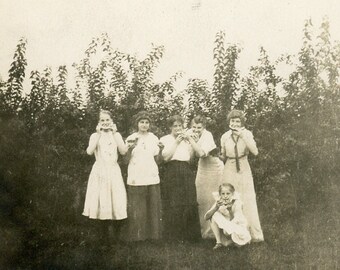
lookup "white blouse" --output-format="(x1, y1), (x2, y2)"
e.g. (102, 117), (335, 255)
(220, 129), (256, 158)
(160, 134), (193, 162)
(126, 132), (160, 186)
(196, 129), (217, 157)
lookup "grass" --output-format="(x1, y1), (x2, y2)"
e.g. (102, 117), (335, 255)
(3, 208), (339, 270)
(1, 179), (339, 269)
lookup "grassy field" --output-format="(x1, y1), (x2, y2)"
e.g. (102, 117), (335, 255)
(10, 227), (339, 270)
(1, 178), (339, 270)
(2, 200), (338, 270)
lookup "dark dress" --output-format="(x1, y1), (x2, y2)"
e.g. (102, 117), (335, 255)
(160, 135), (201, 241)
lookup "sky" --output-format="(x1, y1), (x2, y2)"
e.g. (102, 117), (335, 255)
(1, 0), (340, 91)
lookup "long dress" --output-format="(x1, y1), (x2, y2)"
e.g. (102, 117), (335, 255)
(220, 129), (264, 241)
(123, 132), (162, 241)
(160, 134), (201, 241)
(194, 129), (224, 239)
(209, 192), (251, 246)
(83, 132), (127, 220)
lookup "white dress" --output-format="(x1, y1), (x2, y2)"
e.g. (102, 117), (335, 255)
(220, 129), (264, 241)
(83, 132), (127, 220)
(210, 192), (251, 246)
(195, 129), (224, 238)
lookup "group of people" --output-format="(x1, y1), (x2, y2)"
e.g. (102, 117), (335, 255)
(82, 109), (264, 250)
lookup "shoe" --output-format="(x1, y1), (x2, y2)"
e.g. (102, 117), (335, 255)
(213, 243), (223, 250)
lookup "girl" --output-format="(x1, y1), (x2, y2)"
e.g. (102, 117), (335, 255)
(159, 115), (203, 241)
(220, 110), (264, 242)
(204, 183), (251, 250)
(123, 111), (162, 241)
(190, 115), (224, 239)
(83, 110), (128, 240)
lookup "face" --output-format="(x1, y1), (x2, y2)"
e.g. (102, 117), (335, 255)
(191, 122), (204, 136)
(220, 187), (233, 200)
(138, 119), (150, 132)
(99, 113), (113, 128)
(171, 121), (183, 136)
(229, 118), (242, 130)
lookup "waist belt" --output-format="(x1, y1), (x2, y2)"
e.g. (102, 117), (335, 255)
(226, 154), (248, 172)
(226, 154), (248, 160)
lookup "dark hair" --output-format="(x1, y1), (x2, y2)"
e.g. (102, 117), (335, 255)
(134, 111), (152, 130)
(168, 115), (184, 128)
(227, 110), (246, 126)
(99, 110), (113, 121)
(191, 115), (207, 127)
(218, 183), (235, 194)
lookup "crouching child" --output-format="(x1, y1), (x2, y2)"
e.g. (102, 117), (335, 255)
(204, 183), (251, 250)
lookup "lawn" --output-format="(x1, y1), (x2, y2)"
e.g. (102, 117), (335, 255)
(3, 201), (338, 270)
(1, 178), (339, 270)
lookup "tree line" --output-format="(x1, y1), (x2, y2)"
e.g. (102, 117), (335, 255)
(0, 18), (339, 264)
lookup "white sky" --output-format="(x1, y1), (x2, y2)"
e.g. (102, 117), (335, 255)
(1, 0), (340, 90)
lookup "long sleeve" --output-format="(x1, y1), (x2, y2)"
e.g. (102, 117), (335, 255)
(220, 132), (229, 160)
(86, 133), (100, 155)
(113, 132), (128, 155)
(198, 130), (216, 157)
(240, 129), (258, 156)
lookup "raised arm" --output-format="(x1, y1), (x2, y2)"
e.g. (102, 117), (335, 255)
(204, 202), (220, 220)
(186, 134), (205, 158)
(239, 130), (258, 156)
(162, 140), (178, 162)
(113, 132), (128, 155)
(86, 133), (100, 155)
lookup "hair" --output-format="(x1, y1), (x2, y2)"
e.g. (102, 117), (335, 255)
(99, 110), (113, 121)
(134, 111), (152, 130)
(191, 115), (207, 127)
(167, 115), (184, 128)
(218, 183), (235, 194)
(227, 110), (246, 126)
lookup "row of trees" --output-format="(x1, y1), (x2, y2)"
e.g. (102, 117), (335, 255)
(0, 18), (339, 266)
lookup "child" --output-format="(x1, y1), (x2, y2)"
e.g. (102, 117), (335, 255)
(204, 183), (251, 250)
(82, 110), (128, 241)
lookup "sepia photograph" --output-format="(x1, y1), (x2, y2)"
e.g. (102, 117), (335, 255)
(0, 0), (339, 269)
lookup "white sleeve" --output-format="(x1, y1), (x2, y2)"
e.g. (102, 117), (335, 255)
(199, 131), (216, 156)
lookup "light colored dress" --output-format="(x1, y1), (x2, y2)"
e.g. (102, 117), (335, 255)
(209, 192), (251, 246)
(194, 129), (224, 238)
(83, 132), (127, 220)
(220, 129), (264, 241)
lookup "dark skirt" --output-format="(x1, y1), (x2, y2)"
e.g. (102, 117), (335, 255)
(122, 184), (162, 241)
(161, 160), (201, 241)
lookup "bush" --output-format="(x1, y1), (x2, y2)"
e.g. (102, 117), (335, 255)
(0, 18), (339, 268)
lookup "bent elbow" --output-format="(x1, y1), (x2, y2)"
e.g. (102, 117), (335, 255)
(163, 156), (171, 162)
(119, 147), (128, 156)
(198, 150), (206, 158)
(120, 150), (128, 156)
